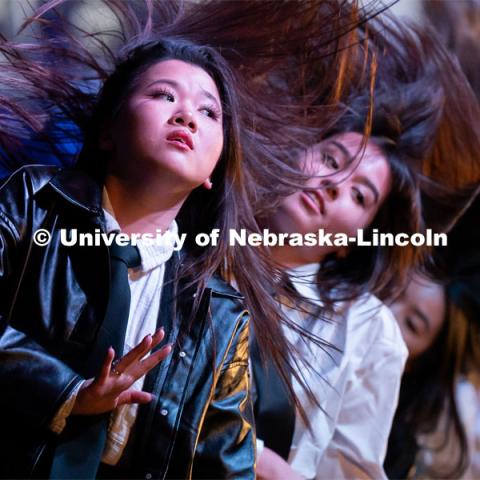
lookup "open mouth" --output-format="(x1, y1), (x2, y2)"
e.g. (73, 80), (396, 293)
(166, 130), (193, 150)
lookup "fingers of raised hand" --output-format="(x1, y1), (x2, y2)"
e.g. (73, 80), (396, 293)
(119, 343), (172, 382)
(116, 389), (153, 407)
(76, 330), (170, 414)
(149, 327), (166, 349)
(97, 346), (116, 384)
(105, 329), (171, 386)
(138, 344), (172, 376)
(117, 333), (153, 369)
(112, 327), (165, 375)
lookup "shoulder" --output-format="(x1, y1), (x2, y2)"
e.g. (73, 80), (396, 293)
(0, 164), (60, 196)
(202, 275), (250, 369)
(0, 165), (62, 236)
(207, 274), (245, 300)
(206, 275), (249, 337)
(344, 294), (408, 359)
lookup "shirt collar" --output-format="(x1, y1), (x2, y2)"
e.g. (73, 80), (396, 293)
(286, 263), (321, 303)
(102, 187), (177, 272)
(286, 263), (345, 315)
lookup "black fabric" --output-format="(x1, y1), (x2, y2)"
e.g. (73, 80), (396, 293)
(0, 165), (255, 479)
(384, 416), (419, 479)
(251, 337), (295, 461)
(49, 241), (140, 479)
(96, 462), (138, 479)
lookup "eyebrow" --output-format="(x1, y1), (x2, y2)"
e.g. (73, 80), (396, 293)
(330, 140), (353, 166)
(200, 87), (221, 109)
(146, 79), (221, 111)
(329, 140), (380, 204)
(412, 306), (430, 332)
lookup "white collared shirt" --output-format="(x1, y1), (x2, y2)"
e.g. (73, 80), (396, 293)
(274, 263), (408, 480)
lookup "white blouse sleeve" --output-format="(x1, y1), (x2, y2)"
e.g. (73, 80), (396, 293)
(315, 338), (407, 480)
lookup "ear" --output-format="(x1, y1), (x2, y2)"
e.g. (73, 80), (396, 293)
(202, 178), (213, 190)
(98, 124), (114, 151)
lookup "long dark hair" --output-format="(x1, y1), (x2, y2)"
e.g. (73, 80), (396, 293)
(0, 0), (390, 420)
(385, 275), (480, 478)
(423, 0), (480, 99)
(314, 81), (441, 305)
(74, 36), (246, 290)
(422, 0), (480, 317)
(301, 17), (480, 307)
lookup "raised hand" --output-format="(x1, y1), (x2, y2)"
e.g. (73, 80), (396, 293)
(71, 328), (171, 415)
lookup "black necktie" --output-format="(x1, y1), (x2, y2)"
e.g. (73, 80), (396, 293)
(49, 241), (141, 479)
(251, 336), (296, 461)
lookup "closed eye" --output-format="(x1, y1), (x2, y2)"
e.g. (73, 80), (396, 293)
(405, 316), (418, 335)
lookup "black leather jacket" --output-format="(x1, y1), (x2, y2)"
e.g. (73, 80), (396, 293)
(0, 165), (255, 479)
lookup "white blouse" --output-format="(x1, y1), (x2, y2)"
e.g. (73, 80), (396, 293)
(280, 263), (408, 480)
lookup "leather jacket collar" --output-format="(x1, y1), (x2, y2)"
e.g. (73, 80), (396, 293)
(48, 167), (103, 215)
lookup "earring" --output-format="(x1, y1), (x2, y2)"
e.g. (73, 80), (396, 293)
(203, 178), (213, 190)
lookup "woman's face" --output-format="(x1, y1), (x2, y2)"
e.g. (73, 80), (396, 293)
(391, 275), (446, 359)
(105, 59), (224, 193)
(269, 132), (391, 263)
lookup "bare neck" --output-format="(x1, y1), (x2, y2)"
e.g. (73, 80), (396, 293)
(104, 174), (188, 235)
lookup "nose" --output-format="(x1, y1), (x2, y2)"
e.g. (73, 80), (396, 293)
(169, 110), (197, 133)
(321, 179), (339, 201)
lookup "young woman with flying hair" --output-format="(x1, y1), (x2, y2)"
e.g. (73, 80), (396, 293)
(385, 269), (480, 479)
(0, 0), (389, 478)
(254, 82), (434, 480)
(253, 18), (480, 480)
(385, 7), (480, 476)
(0, 32), (257, 480)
